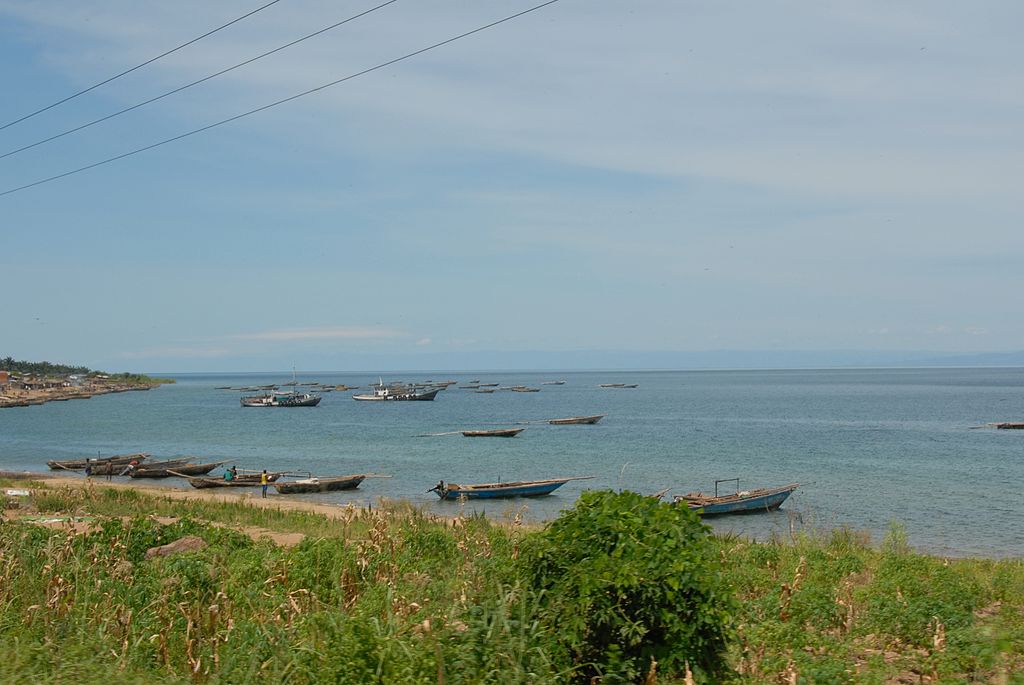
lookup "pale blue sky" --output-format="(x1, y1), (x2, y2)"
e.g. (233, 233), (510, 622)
(1, 1), (1021, 372)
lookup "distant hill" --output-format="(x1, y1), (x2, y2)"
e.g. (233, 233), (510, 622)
(226, 349), (1024, 373)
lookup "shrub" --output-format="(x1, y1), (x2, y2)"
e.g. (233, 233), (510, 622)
(519, 490), (735, 683)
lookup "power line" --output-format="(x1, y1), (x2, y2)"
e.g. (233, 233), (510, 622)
(0, 0), (401, 161)
(0, 0), (287, 132)
(0, 0), (563, 199)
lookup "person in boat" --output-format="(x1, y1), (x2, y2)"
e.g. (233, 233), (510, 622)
(431, 480), (445, 494)
(260, 470), (268, 498)
(224, 466), (237, 482)
(84, 459), (92, 478)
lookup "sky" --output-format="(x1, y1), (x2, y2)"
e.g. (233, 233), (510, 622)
(1, 0), (1022, 372)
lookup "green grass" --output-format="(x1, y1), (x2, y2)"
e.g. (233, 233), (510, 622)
(1, 485), (1021, 684)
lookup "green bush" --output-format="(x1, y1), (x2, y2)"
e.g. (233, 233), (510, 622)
(520, 490), (735, 683)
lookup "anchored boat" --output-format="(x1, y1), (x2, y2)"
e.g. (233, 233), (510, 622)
(461, 428), (524, 438)
(429, 476), (593, 500)
(352, 379), (440, 401)
(273, 474), (367, 494)
(548, 415), (605, 425)
(674, 479), (798, 516)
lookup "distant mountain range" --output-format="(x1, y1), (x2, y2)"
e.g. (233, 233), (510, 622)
(219, 349), (1024, 373)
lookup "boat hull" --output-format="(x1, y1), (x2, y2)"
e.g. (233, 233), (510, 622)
(47, 453), (150, 471)
(241, 394), (320, 407)
(677, 484), (798, 516)
(352, 388), (439, 401)
(461, 428), (524, 437)
(434, 479), (571, 500)
(274, 475), (366, 494)
(187, 474), (281, 489)
(548, 415), (604, 425)
(131, 461), (223, 478)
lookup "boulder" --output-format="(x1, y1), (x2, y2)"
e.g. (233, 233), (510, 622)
(145, 535), (208, 560)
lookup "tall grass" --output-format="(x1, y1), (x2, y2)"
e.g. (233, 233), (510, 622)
(1, 485), (1022, 683)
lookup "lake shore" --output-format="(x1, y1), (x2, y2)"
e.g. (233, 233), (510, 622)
(3, 471), (372, 521)
(0, 382), (161, 408)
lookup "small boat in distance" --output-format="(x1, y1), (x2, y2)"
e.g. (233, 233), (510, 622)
(548, 415), (605, 425)
(993, 422), (1024, 429)
(274, 474), (368, 494)
(429, 476), (594, 500)
(461, 428), (525, 438)
(352, 379), (440, 401)
(673, 480), (798, 516)
(542, 380), (566, 385)
(599, 383), (639, 389)
(241, 390), (321, 407)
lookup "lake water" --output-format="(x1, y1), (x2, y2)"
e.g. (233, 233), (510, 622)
(2, 368), (1022, 558)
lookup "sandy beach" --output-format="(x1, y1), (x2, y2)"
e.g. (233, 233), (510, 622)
(3, 471), (367, 521)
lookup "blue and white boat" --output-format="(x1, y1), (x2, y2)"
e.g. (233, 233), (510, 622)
(674, 480), (798, 516)
(429, 476), (593, 500)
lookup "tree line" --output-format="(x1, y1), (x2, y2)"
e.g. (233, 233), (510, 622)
(1, 357), (96, 377)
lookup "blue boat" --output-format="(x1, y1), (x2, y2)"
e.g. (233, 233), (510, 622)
(674, 480), (798, 516)
(429, 476), (593, 500)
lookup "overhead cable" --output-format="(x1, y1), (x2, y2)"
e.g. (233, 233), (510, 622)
(0, 0), (287, 131)
(0, 0), (401, 161)
(0, 0), (563, 199)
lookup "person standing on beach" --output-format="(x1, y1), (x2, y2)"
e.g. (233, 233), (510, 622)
(260, 469), (268, 498)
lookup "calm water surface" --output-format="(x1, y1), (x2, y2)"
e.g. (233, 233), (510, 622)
(2, 368), (1022, 557)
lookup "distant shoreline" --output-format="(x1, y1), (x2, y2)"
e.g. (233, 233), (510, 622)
(0, 381), (165, 409)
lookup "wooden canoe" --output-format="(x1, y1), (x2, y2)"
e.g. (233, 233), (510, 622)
(187, 473), (282, 489)
(674, 483), (798, 516)
(47, 453), (150, 471)
(548, 415), (605, 425)
(430, 476), (593, 500)
(132, 461), (226, 479)
(273, 474), (367, 494)
(461, 428), (525, 438)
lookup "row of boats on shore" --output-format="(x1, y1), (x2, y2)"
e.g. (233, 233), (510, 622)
(44, 453), (798, 515)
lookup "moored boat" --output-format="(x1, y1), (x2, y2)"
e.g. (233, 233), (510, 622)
(352, 380), (440, 401)
(548, 414), (605, 425)
(132, 461), (226, 478)
(461, 428), (525, 438)
(241, 390), (320, 407)
(187, 472), (282, 489)
(429, 476), (594, 500)
(673, 480), (798, 516)
(273, 474), (367, 494)
(47, 453), (150, 471)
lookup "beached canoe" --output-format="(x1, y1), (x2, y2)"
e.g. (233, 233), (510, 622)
(187, 473), (282, 489)
(548, 415), (605, 425)
(132, 461), (226, 479)
(461, 428), (525, 438)
(429, 476), (593, 500)
(47, 453), (150, 471)
(273, 474), (367, 494)
(674, 482), (798, 516)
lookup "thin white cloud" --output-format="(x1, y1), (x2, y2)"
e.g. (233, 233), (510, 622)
(227, 326), (405, 342)
(121, 346), (230, 359)
(416, 338), (432, 346)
